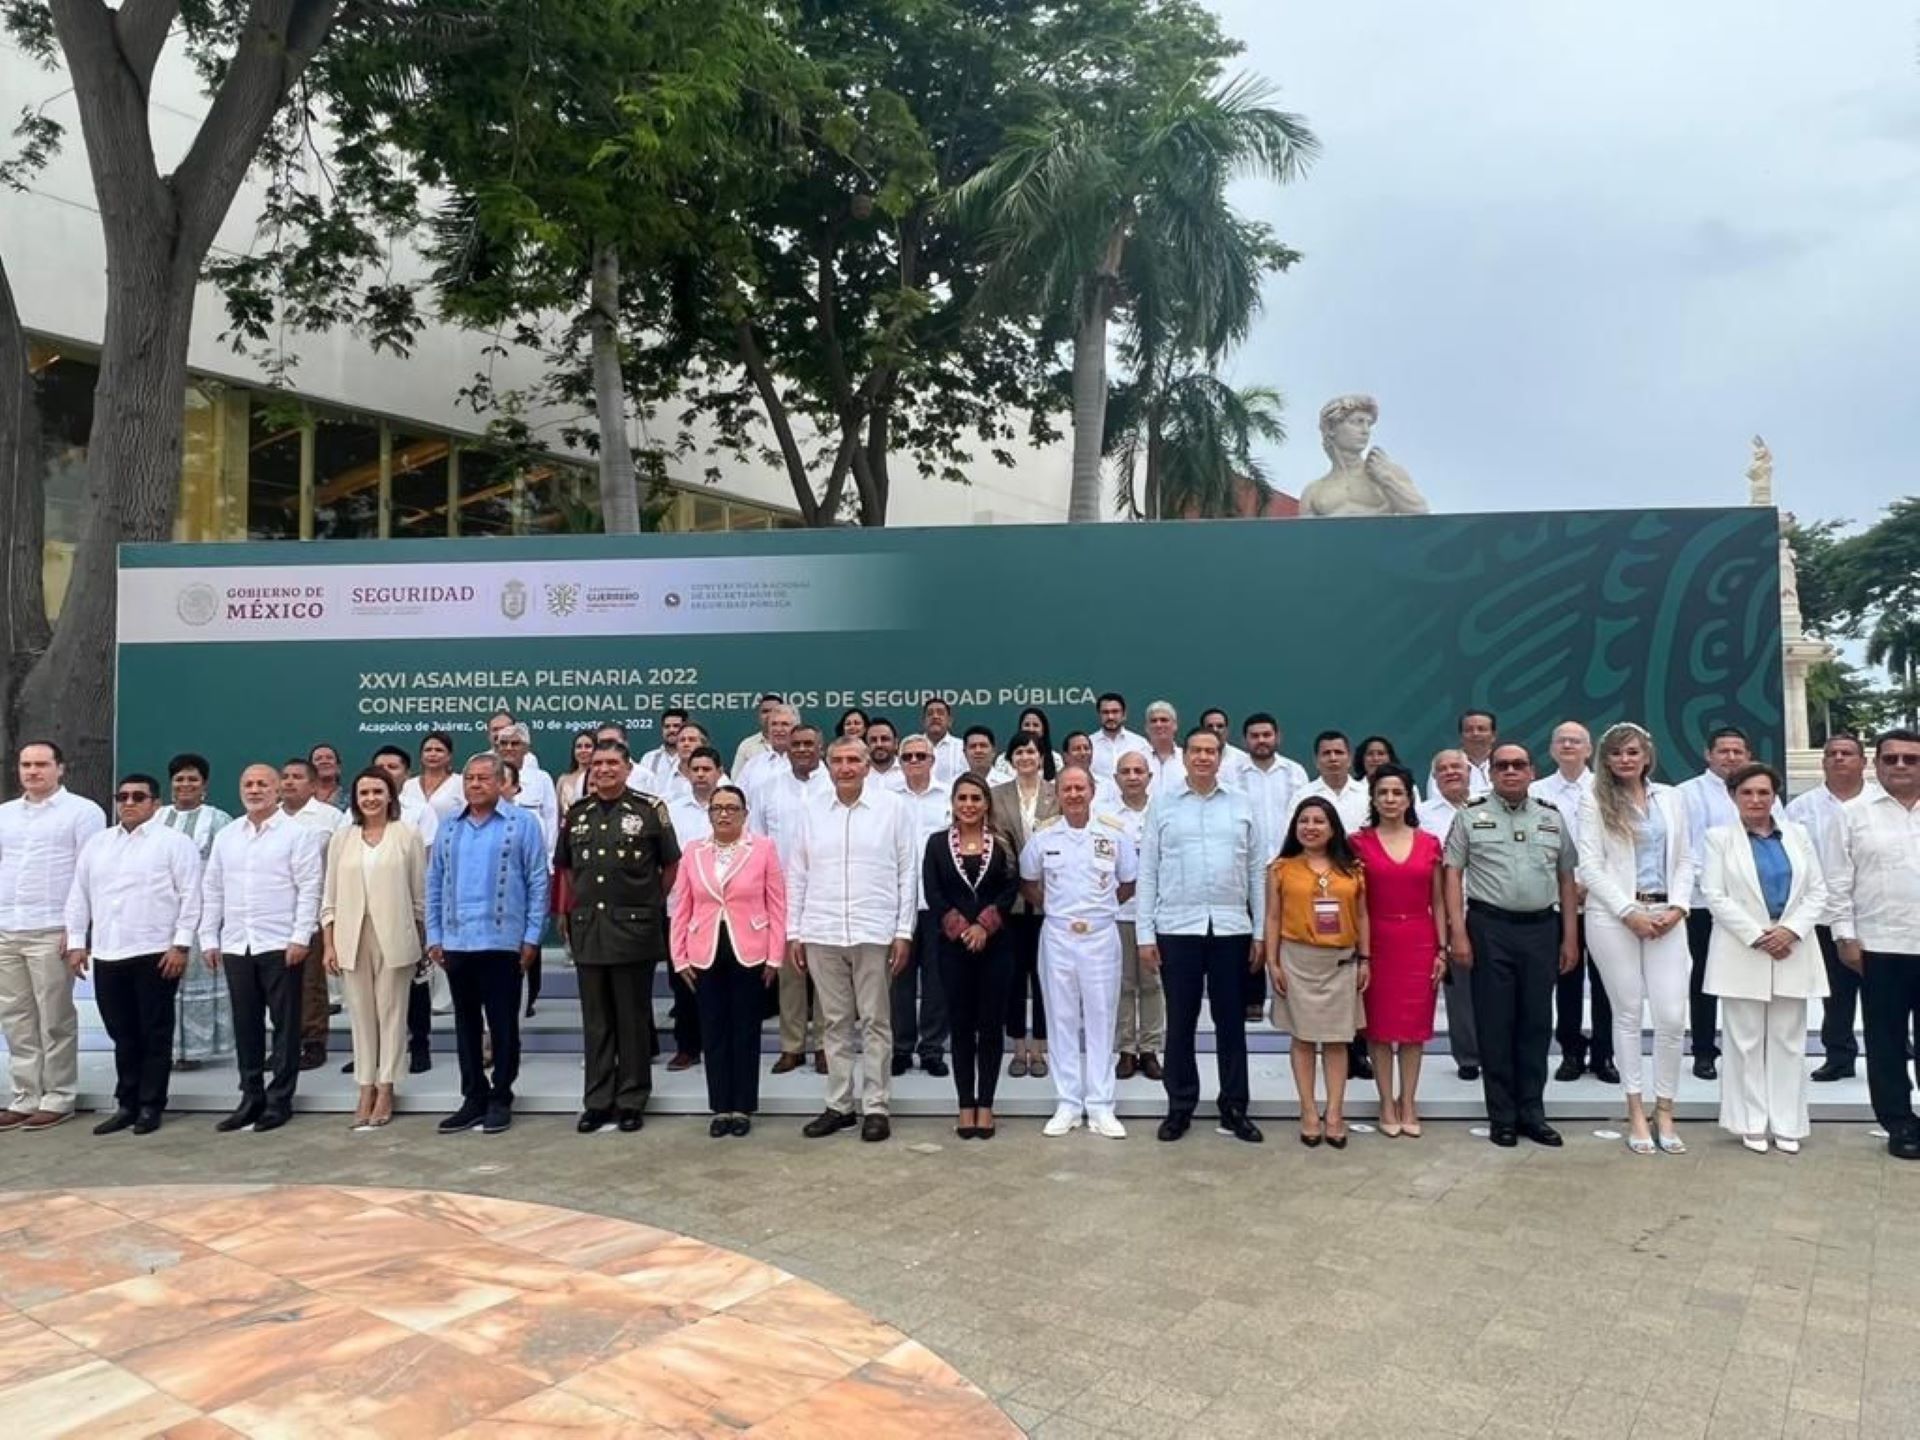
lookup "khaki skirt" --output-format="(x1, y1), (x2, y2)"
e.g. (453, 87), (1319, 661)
(1272, 940), (1361, 1044)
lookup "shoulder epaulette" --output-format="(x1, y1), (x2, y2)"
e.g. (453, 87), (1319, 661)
(1035, 814), (1064, 831)
(1466, 795), (1490, 807)
(1534, 796), (1560, 812)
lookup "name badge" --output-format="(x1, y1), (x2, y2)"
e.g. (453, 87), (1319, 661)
(1312, 897), (1343, 936)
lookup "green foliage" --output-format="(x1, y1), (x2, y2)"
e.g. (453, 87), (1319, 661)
(1108, 370), (1283, 519)
(1794, 500), (1920, 730)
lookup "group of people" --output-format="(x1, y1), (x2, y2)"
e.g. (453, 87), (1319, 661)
(3, 691), (1916, 1159)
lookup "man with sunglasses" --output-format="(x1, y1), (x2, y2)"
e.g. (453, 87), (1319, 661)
(1830, 729), (1920, 1160)
(1443, 742), (1580, 1148)
(889, 735), (952, 1078)
(64, 775), (203, 1135)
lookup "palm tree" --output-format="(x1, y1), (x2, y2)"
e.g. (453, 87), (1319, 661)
(1108, 369), (1284, 519)
(1867, 612), (1920, 725)
(954, 74), (1316, 522)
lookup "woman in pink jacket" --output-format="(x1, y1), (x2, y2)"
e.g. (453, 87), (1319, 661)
(668, 784), (786, 1136)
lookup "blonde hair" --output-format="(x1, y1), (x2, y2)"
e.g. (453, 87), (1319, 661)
(1593, 722), (1657, 840)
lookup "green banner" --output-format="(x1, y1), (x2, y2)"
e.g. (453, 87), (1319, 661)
(117, 508), (1783, 784)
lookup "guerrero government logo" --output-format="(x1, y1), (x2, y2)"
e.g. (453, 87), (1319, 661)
(500, 579), (529, 621)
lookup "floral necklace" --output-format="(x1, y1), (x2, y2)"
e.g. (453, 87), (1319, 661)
(949, 825), (994, 886)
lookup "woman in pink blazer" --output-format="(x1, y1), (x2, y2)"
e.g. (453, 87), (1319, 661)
(669, 784), (786, 1136)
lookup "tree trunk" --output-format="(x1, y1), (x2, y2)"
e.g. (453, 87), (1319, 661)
(734, 321), (820, 525)
(1067, 293), (1110, 524)
(589, 245), (639, 534)
(0, 259), (50, 795)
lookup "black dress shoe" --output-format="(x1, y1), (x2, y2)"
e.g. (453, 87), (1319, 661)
(341, 1060), (356, 1075)
(1216, 1111), (1264, 1144)
(252, 1109), (291, 1133)
(576, 1109), (612, 1134)
(802, 1108), (858, 1138)
(1490, 1124), (1518, 1147)
(617, 1109), (645, 1133)
(92, 1109), (137, 1136)
(1115, 1053), (1138, 1081)
(921, 1055), (949, 1078)
(1156, 1111), (1191, 1142)
(1139, 1052), (1164, 1081)
(709, 1116), (731, 1138)
(439, 1102), (487, 1134)
(299, 1042), (327, 1071)
(216, 1102), (265, 1133)
(1459, 1064), (1481, 1082)
(1810, 1060), (1856, 1082)
(1554, 1057), (1584, 1082)
(133, 1109), (162, 1135)
(1692, 1058), (1718, 1081)
(890, 1054), (912, 1077)
(861, 1114), (891, 1142)
(409, 1049), (432, 1075)
(1592, 1059), (1620, 1086)
(1520, 1122), (1564, 1147)
(729, 1115), (751, 1137)
(1889, 1127), (1920, 1161)
(483, 1104), (513, 1134)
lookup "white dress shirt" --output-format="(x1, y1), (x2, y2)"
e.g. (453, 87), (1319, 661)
(1238, 757), (1304, 863)
(1145, 748), (1187, 797)
(732, 731), (769, 777)
(749, 766), (832, 864)
(1089, 726), (1151, 781)
(1294, 777), (1370, 834)
(929, 734), (967, 787)
(1134, 784), (1264, 945)
(788, 788), (918, 947)
(737, 747), (791, 802)
(0, 786), (107, 931)
(636, 744), (677, 793)
(1831, 790), (1920, 953)
(200, 810), (324, 954)
(867, 762), (906, 794)
(1530, 769), (1596, 848)
(504, 760), (560, 857)
(1417, 794), (1466, 842)
(401, 774), (465, 824)
(1106, 800), (1151, 922)
(1216, 743), (1253, 788)
(1786, 782), (1881, 925)
(64, 818), (203, 960)
(668, 792), (715, 847)
(399, 792), (441, 849)
(896, 782), (952, 910)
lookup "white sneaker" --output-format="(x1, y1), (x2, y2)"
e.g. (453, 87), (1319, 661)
(1042, 1105), (1083, 1137)
(1087, 1109), (1127, 1139)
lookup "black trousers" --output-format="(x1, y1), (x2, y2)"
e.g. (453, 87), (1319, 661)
(1685, 909), (1719, 1060)
(940, 936), (1015, 1108)
(94, 955), (178, 1114)
(1861, 950), (1920, 1131)
(1815, 925), (1861, 1066)
(695, 935), (763, 1115)
(668, 967), (702, 1057)
(892, 910), (950, 1061)
(407, 973), (432, 1055)
(225, 949), (302, 1112)
(445, 949), (521, 1105)
(580, 960), (656, 1111)
(1005, 912), (1047, 1040)
(1466, 907), (1558, 1129)
(1161, 929), (1251, 1116)
(1554, 916), (1614, 1064)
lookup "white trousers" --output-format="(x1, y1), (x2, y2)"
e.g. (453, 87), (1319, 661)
(1585, 909), (1689, 1101)
(0, 928), (78, 1115)
(1719, 996), (1810, 1139)
(1039, 919), (1121, 1113)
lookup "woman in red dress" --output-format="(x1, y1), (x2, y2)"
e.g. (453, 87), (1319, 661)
(1349, 764), (1447, 1137)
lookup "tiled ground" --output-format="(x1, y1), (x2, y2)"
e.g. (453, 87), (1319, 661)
(0, 1183), (1013, 1438)
(0, 1114), (1916, 1438)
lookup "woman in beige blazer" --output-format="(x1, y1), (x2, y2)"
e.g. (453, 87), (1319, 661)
(322, 769), (427, 1127)
(991, 733), (1059, 1078)
(1701, 763), (1827, 1154)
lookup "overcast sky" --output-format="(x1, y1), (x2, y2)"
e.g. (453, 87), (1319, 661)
(1206, 1), (1920, 528)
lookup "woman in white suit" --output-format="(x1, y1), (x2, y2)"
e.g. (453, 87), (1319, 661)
(1701, 763), (1826, 1154)
(322, 769), (427, 1128)
(1576, 723), (1695, 1155)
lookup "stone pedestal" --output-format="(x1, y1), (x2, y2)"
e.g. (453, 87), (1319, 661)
(1783, 636), (1831, 799)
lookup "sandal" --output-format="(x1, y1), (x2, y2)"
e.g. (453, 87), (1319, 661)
(1008, 1054), (1029, 1079)
(1030, 1055), (1049, 1079)
(1626, 1133), (1657, 1155)
(1655, 1102), (1686, 1155)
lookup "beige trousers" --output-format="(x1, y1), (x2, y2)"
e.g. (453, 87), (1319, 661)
(778, 959), (820, 1053)
(1113, 920), (1166, 1054)
(0, 928), (78, 1114)
(342, 962), (415, 1086)
(807, 942), (893, 1115)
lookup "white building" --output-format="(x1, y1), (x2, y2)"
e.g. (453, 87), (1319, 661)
(0, 40), (1071, 613)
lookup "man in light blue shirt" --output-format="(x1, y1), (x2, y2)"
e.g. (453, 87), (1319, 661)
(1136, 729), (1265, 1144)
(426, 754), (550, 1136)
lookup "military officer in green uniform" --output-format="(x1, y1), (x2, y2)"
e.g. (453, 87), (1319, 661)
(1442, 741), (1579, 1149)
(555, 741), (681, 1134)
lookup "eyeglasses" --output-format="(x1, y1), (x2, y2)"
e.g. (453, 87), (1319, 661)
(902, 753), (933, 762)
(707, 803), (746, 815)
(1881, 753), (1920, 767)
(1490, 759), (1530, 771)
(114, 791), (153, 803)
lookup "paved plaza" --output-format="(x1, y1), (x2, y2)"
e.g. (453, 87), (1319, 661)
(1, 1113), (1915, 1438)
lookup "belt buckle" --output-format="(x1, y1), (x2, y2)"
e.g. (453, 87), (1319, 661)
(1070, 920), (1091, 935)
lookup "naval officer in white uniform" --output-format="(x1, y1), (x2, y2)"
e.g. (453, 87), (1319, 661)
(1020, 766), (1138, 1139)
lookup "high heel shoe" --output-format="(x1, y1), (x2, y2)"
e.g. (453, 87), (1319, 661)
(370, 1084), (394, 1127)
(1325, 1122), (1349, 1150)
(1299, 1111), (1325, 1148)
(352, 1085), (376, 1128)
(1654, 1101), (1686, 1155)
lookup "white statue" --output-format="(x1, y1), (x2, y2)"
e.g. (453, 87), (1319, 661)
(1779, 510), (1802, 628)
(1746, 435), (1774, 506)
(1298, 395), (1430, 517)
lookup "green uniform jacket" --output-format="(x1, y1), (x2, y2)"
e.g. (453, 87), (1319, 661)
(556, 791), (681, 966)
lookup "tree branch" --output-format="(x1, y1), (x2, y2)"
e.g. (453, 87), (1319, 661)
(113, 0), (182, 90)
(734, 320), (819, 525)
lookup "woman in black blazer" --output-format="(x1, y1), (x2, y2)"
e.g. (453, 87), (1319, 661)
(924, 773), (1022, 1138)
